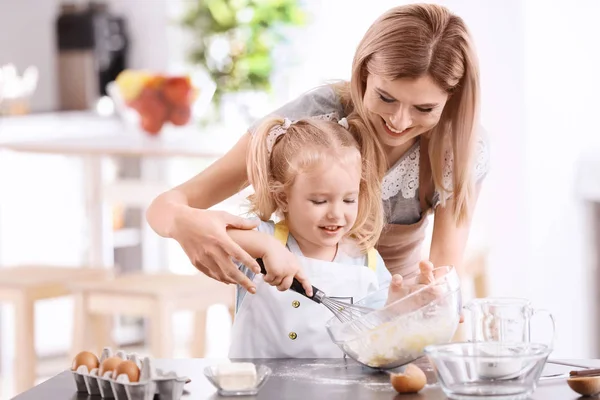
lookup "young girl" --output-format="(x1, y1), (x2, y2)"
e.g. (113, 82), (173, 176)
(226, 114), (411, 358)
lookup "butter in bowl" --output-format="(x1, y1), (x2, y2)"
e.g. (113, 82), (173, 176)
(204, 362), (271, 396)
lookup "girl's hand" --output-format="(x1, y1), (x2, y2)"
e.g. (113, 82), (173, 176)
(261, 243), (313, 296)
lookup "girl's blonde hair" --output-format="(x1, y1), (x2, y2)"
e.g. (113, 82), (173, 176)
(334, 3), (480, 224)
(247, 116), (384, 252)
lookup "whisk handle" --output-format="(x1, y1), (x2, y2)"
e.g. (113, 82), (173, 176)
(289, 279), (323, 303)
(256, 258), (323, 303)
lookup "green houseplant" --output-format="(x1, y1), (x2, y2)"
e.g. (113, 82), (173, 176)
(181, 0), (306, 114)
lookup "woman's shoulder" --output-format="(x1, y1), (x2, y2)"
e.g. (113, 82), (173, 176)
(277, 84), (343, 118)
(248, 84), (345, 134)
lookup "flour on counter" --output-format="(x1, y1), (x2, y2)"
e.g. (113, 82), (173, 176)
(271, 362), (393, 391)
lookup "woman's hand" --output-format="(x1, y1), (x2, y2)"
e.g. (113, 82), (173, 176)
(385, 261), (464, 322)
(385, 275), (410, 305)
(385, 261), (434, 306)
(170, 206), (262, 292)
(415, 260), (464, 323)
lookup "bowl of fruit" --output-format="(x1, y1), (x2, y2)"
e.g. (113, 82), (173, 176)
(107, 69), (214, 136)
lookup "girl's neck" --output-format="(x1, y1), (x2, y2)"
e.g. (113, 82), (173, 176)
(292, 234), (338, 262)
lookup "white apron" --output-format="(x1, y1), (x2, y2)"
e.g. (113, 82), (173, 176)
(228, 222), (380, 358)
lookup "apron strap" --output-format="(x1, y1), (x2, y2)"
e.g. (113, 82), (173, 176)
(366, 248), (377, 273)
(274, 220), (290, 246)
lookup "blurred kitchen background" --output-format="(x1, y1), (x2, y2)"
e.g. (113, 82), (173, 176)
(0, 0), (599, 398)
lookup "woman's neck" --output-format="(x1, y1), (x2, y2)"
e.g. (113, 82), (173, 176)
(383, 137), (418, 168)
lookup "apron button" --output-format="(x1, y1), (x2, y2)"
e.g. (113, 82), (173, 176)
(292, 300), (300, 308)
(288, 332), (298, 340)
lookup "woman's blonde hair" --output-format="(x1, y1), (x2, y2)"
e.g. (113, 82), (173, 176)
(334, 3), (480, 224)
(247, 116), (384, 252)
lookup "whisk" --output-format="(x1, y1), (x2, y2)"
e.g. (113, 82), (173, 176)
(256, 258), (376, 325)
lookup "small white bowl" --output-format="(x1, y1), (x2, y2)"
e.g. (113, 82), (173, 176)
(203, 365), (271, 396)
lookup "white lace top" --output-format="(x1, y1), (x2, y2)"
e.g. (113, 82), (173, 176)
(249, 85), (491, 225)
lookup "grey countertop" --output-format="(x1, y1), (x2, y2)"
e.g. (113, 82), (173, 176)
(12, 357), (598, 399)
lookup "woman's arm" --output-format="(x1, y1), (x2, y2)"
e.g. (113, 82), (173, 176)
(145, 132), (262, 291)
(430, 129), (489, 273)
(428, 183), (482, 275)
(147, 132), (252, 237)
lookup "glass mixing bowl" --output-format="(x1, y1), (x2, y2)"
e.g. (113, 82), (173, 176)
(325, 266), (461, 369)
(424, 342), (551, 400)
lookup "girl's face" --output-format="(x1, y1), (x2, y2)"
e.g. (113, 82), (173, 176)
(363, 74), (449, 156)
(283, 148), (361, 259)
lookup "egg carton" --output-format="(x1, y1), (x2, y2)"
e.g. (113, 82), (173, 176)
(72, 347), (190, 400)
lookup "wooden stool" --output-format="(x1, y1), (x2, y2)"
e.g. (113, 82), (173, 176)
(68, 271), (236, 360)
(0, 265), (112, 394)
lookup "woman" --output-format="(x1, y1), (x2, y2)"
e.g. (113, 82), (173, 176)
(145, 3), (489, 294)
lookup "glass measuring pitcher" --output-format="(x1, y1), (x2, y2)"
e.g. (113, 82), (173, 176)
(463, 298), (555, 347)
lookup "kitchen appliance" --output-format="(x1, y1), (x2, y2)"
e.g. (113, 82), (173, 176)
(56, 1), (128, 110)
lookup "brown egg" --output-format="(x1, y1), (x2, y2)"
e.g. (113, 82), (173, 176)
(567, 376), (600, 396)
(112, 360), (140, 383)
(390, 363), (427, 394)
(98, 357), (123, 378)
(71, 351), (99, 372)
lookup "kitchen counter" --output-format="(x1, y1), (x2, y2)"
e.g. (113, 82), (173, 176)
(11, 358), (599, 400)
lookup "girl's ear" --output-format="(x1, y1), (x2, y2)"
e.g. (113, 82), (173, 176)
(273, 182), (289, 212)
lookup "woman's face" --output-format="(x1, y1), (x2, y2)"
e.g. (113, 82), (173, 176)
(363, 73), (449, 151)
